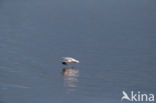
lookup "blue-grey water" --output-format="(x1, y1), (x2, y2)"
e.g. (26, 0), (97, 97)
(0, 0), (156, 103)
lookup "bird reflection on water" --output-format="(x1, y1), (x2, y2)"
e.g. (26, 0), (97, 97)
(62, 67), (79, 92)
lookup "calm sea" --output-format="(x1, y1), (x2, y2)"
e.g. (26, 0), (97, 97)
(0, 0), (156, 103)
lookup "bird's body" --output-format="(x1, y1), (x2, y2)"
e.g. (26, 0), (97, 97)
(61, 57), (79, 65)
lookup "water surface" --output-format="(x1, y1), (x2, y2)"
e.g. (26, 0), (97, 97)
(0, 0), (156, 103)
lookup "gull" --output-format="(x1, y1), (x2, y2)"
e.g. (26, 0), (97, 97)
(61, 57), (79, 65)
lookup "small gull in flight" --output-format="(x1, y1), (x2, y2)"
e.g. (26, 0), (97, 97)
(61, 57), (79, 65)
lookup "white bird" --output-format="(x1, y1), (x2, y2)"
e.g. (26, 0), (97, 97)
(61, 57), (79, 65)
